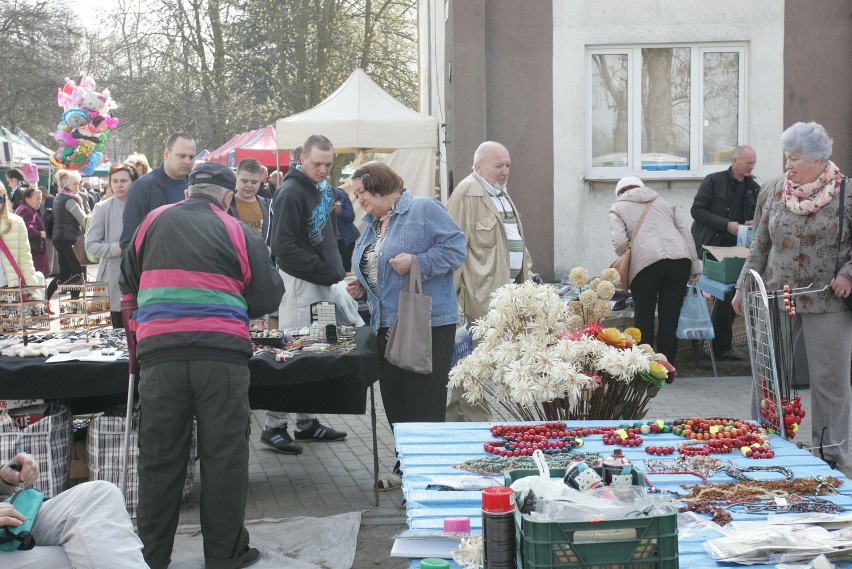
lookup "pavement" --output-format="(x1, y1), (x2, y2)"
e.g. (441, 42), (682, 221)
(175, 370), (848, 530)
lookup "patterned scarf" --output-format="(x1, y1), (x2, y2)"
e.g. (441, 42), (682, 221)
(783, 160), (842, 215)
(58, 186), (84, 208)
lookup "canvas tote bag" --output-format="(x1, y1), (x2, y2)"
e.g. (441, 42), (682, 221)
(384, 256), (433, 374)
(609, 201), (653, 290)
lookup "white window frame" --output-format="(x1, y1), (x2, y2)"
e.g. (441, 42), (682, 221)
(585, 43), (747, 181)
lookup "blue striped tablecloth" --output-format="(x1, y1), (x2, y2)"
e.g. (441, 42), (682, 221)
(396, 421), (852, 569)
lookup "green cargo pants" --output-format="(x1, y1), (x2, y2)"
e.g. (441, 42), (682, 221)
(137, 360), (252, 569)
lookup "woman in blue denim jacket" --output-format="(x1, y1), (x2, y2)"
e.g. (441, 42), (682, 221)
(347, 161), (466, 439)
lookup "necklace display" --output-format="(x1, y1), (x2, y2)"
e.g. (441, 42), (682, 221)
(484, 422), (584, 456)
(454, 452), (603, 476)
(679, 476), (846, 526)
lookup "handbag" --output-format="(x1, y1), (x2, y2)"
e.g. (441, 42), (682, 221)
(28, 236), (44, 253)
(72, 233), (95, 266)
(0, 487), (44, 551)
(384, 256), (433, 374)
(676, 285), (715, 340)
(609, 201), (653, 290)
(836, 178), (852, 311)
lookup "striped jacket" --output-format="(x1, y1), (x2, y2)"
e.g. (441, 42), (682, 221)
(119, 193), (285, 366)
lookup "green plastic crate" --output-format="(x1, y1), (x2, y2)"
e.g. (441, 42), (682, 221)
(702, 251), (746, 284)
(505, 468), (678, 569)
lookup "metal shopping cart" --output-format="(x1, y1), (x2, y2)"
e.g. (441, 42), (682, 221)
(741, 270), (820, 441)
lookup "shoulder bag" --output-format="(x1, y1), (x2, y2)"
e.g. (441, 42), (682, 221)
(610, 201), (653, 291)
(384, 256), (433, 374)
(0, 237), (27, 285)
(0, 487), (44, 551)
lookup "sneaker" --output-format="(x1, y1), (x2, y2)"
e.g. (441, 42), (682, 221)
(294, 419), (347, 441)
(260, 427), (303, 454)
(239, 547), (260, 568)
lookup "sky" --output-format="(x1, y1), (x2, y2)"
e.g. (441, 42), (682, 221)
(72, 0), (124, 30)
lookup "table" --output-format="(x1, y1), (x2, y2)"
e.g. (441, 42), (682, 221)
(0, 327), (380, 414)
(395, 421), (852, 569)
(0, 327), (386, 504)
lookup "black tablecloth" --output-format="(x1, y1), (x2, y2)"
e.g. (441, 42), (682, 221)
(0, 327), (380, 414)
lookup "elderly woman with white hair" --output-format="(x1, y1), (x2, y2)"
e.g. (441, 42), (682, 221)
(609, 176), (700, 364)
(733, 122), (851, 470)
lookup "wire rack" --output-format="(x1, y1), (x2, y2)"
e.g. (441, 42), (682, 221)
(742, 269), (824, 440)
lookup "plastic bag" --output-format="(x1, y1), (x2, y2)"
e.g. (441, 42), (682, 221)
(676, 285), (715, 340)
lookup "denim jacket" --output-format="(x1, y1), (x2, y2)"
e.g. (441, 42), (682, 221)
(353, 190), (466, 330)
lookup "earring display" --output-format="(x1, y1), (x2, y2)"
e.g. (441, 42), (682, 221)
(59, 280), (111, 340)
(0, 285), (50, 344)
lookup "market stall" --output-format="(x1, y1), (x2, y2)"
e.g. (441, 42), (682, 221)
(395, 421), (852, 568)
(0, 327), (379, 413)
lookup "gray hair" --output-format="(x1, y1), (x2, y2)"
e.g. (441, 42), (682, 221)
(189, 182), (231, 199)
(731, 145), (754, 160)
(780, 122), (833, 161)
(472, 141), (508, 167)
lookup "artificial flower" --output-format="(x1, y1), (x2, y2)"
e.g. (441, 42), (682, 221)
(568, 266), (590, 287)
(624, 327), (642, 343)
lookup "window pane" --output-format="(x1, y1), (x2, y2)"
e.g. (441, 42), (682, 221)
(591, 53), (628, 167)
(703, 52), (740, 165)
(641, 48), (690, 171)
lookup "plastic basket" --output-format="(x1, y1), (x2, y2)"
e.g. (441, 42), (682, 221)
(450, 331), (474, 367)
(505, 468), (678, 569)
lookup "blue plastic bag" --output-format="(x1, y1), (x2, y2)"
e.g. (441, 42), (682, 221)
(676, 285), (715, 340)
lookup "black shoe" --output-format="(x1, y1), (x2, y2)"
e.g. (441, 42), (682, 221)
(826, 460), (837, 470)
(294, 419), (347, 441)
(260, 427), (303, 454)
(239, 547), (260, 568)
(716, 349), (744, 361)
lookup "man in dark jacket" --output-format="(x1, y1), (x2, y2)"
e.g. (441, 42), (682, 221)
(690, 145), (759, 360)
(333, 186), (360, 271)
(261, 135), (347, 454)
(120, 162), (284, 569)
(119, 132), (196, 250)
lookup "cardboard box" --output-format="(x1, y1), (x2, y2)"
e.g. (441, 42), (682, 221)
(702, 246), (749, 283)
(8, 403), (50, 429)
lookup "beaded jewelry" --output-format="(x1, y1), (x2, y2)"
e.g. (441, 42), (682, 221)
(453, 453), (603, 476)
(484, 422), (584, 457)
(720, 464), (794, 482)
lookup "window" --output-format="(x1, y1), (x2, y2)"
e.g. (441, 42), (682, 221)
(587, 44), (745, 177)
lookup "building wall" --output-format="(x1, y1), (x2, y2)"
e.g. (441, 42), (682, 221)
(444, 0), (556, 279)
(553, 0), (785, 279)
(436, 0), (788, 280)
(784, 0), (852, 170)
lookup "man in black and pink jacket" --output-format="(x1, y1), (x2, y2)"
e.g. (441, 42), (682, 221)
(120, 161), (284, 569)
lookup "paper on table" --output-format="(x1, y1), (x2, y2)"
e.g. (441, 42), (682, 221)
(45, 351), (126, 363)
(704, 245), (751, 260)
(390, 530), (462, 558)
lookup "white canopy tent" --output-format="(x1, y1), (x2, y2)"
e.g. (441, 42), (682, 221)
(275, 69), (438, 198)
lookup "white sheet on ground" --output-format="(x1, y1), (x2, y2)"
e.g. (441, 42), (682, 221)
(169, 512), (361, 569)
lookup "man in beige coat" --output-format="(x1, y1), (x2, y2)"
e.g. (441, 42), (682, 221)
(446, 141), (533, 421)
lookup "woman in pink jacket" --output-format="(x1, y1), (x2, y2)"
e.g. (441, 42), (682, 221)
(609, 176), (700, 364)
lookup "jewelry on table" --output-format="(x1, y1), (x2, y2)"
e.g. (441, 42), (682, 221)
(454, 452), (603, 476)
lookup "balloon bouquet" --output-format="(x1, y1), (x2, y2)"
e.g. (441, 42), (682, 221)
(50, 75), (119, 175)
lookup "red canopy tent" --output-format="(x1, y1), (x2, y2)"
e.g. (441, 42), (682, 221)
(205, 129), (261, 165)
(204, 126), (290, 170)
